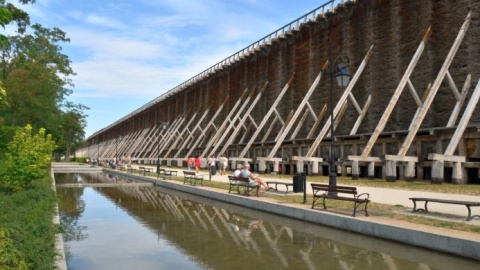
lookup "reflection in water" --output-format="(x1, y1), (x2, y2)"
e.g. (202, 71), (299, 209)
(55, 173), (479, 270)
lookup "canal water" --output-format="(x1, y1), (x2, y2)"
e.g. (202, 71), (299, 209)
(55, 172), (479, 270)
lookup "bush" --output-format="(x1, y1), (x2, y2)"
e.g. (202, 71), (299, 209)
(0, 179), (58, 269)
(0, 125), (56, 192)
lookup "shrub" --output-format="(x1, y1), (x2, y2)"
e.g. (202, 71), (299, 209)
(0, 124), (57, 192)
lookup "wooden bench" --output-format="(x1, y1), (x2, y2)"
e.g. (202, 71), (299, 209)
(409, 197), (480, 221)
(311, 183), (370, 217)
(266, 181), (293, 194)
(183, 171), (204, 186)
(228, 176), (260, 197)
(126, 165), (134, 173)
(157, 168), (178, 180)
(138, 166), (154, 176)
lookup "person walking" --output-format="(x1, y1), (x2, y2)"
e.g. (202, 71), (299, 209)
(186, 156), (193, 170)
(219, 154), (228, 175)
(208, 155), (217, 176)
(194, 156), (201, 173)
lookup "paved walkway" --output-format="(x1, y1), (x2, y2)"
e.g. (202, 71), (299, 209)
(155, 166), (480, 225)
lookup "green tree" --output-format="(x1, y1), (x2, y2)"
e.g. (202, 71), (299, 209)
(0, 15), (88, 155)
(57, 103), (88, 161)
(0, 124), (56, 192)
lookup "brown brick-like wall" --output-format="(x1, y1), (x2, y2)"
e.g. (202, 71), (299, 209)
(82, 0), (480, 180)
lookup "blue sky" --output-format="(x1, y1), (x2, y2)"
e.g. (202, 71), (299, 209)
(11, 0), (331, 138)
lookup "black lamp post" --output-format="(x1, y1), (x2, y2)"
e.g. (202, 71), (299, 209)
(328, 58), (351, 191)
(157, 122), (168, 173)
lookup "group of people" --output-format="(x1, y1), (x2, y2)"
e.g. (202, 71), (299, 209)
(186, 154), (229, 175)
(233, 163), (270, 192)
(186, 156), (202, 172)
(185, 155), (270, 192)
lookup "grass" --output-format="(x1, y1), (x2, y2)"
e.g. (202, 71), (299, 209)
(140, 169), (480, 234)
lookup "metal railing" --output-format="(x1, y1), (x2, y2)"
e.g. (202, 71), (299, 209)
(91, 0), (353, 138)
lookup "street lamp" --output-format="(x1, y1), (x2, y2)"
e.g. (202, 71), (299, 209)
(157, 121), (169, 173)
(327, 57), (351, 191)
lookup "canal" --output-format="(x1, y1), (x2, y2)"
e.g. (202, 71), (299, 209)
(55, 172), (479, 269)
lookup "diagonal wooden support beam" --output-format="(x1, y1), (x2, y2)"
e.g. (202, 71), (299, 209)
(237, 73), (296, 158)
(351, 27), (432, 160)
(267, 61), (329, 158)
(447, 74), (471, 127)
(307, 105), (327, 139)
(398, 12), (471, 157)
(179, 97), (228, 159)
(306, 45), (374, 157)
(164, 108), (209, 159)
(218, 82), (269, 156)
(350, 94), (371, 135)
(200, 89), (250, 157)
(205, 87), (259, 157)
(429, 79), (480, 183)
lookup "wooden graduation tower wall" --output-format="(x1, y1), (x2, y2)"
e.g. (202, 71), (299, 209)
(78, 0), (480, 184)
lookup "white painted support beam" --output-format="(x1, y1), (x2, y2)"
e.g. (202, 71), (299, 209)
(447, 74), (471, 127)
(306, 45), (373, 157)
(446, 71), (461, 100)
(290, 109), (309, 140)
(237, 73), (296, 158)
(165, 109), (209, 158)
(307, 105), (327, 139)
(357, 27), (431, 159)
(206, 90), (255, 157)
(428, 153), (466, 163)
(407, 79), (422, 106)
(267, 63), (329, 158)
(291, 156), (323, 174)
(218, 82), (269, 156)
(350, 94), (371, 135)
(180, 99), (226, 158)
(398, 12), (471, 157)
(445, 78), (480, 155)
(199, 89), (250, 157)
(383, 155), (419, 163)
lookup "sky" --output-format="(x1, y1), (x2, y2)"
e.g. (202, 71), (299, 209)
(9, 0), (332, 138)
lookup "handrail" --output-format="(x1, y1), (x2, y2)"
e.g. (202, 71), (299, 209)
(90, 0), (352, 139)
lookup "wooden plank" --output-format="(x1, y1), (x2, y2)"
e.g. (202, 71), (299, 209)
(359, 27), (432, 158)
(444, 79), (480, 155)
(447, 74), (471, 127)
(238, 73), (296, 158)
(398, 12), (471, 156)
(306, 45), (374, 157)
(267, 62), (329, 158)
(218, 82), (269, 155)
(350, 94), (371, 135)
(164, 109), (208, 158)
(207, 88), (258, 157)
(199, 89), (249, 157)
(307, 105), (327, 139)
(180, 97), (227, 159)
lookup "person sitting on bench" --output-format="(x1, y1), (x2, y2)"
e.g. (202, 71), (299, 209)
(233, 164), (243, 177)
(240, 164), (271, 191)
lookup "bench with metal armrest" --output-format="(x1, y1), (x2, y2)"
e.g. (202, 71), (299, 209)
(138, 166), (154, 176)
(311, 183), (370, 217)
(228, 175), (260, 197)
(409, 197), (480, 221)
(183, 171), (204, 186)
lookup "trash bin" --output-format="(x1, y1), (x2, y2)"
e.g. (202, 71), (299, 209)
(293, 173), (305, 193)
